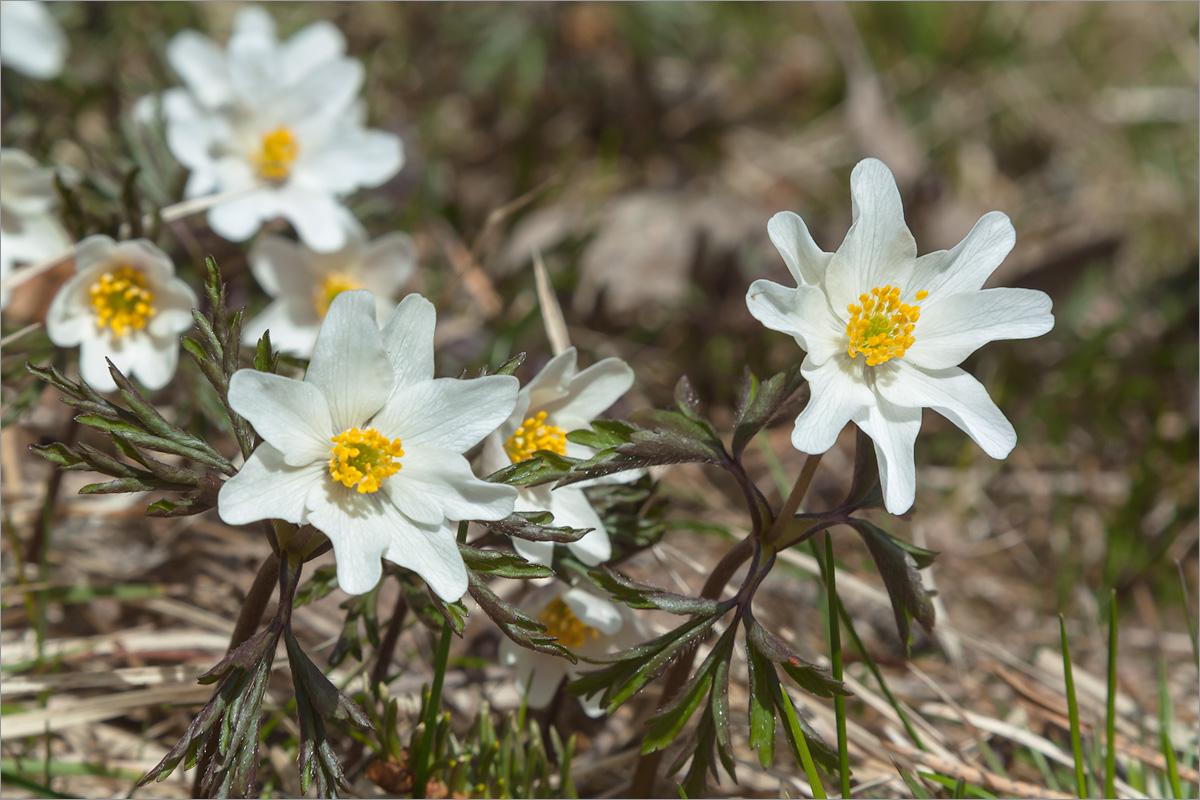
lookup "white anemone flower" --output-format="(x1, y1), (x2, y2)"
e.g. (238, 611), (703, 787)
(481, 348), (634, 567)
(218, 291), (519, 600)
(500, 583), (642, 717)
(0, 1), (68, 80)
(160, 6), (402, 252)
(45, 236), (198, 393)
(746, 158), (1054, 515)
(0, 148), (70, 310)
(242, 213), (417, 358)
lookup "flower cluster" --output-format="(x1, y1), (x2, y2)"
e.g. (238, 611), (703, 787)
(0, 148), (70, 310)
(158, 6), (403, 251)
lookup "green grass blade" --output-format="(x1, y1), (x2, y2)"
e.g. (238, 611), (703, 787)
(776, 684), (827, 799)
(825, 533), (851, 799)
(1059, 614), (1089, 799)
(1104, 591), (1118, 800)
(893, 762), (932, 798)
(1159, 660), (1183, 799)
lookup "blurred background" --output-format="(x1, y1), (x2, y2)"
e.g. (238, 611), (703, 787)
(1, 3), (1196, 797)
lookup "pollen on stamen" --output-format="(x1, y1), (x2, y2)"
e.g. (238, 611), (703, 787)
(89, 266), (156, 338)
(845, 284), (927, 367)
(504, 411), (567, 463)
(254, 127), (299, 182)
(328, 427), (404, 493)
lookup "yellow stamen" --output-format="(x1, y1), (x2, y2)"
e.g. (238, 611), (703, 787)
(254, 127), (299, 182)
(845, 284), (926, 367)
(328, 427), (404, 493)
(538, 597), (600, 649)
(314, 273), (362, 317)
(88, 266), (155, 338)
(504, 411), (567, 463)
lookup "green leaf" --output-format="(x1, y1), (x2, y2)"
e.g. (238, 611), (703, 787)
(709, 636), (737, 782)
(480, 511), (591, 543)
(731, 363), (807, 458)
(459, 545), (555, 579)
(467, 571), (574, 661)
(745, 613), (848, 698)
(565, 419), (638, 450)
(746, 638), (778, 769)
(588, 568), (728, 616)
(843, 427), (884, 511)
(640, 630), (726, 754)
(849, 519), (937, 652)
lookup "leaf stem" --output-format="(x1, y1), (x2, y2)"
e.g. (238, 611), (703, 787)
(824, 532), (851, 798)
(764, 453), (823, 547)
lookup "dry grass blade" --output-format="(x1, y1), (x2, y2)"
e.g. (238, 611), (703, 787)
(1, 683), (212, 738)
(1, 665), (197, 697)
(884, 740), (1077, 800)
(532, 248), (571, 357)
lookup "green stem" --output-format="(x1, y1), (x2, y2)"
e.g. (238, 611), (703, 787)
(764, 453), (822, 547)
(1060, 614), (1089, 799)
(1104, 592), (1118, 800)
(413, 619), (454, 798)
(824, 533), (851, 798)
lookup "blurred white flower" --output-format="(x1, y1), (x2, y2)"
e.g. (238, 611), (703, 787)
(0, 148), (70, 309)
(242, 214), (417, 358)
(746, 158), (1055, 515)
(218, 291), (519, 599)
(500, 583), (642, 717)
(158, 6), (402, 252)
(481, 347), (634, 567)
(45, 236), (198, 393)
(0, 1), (67, 79)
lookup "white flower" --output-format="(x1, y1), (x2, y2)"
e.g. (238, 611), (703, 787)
(0, 1), (67, 79)
(0, 148), (71, 310)
(45, 236), (198, 393)
(481, 348), (634, 567)
(746, 158), (1054, 515)
(500, 583), (642, 717)
(242, 213), (417, 358)
(218, 291), (519, 600)
(160, 6), (402, 252)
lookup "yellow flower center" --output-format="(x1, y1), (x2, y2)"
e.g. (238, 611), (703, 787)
(88, 266), (156, 338)
(328, 427), (404, 494)
(314, 273), (362, 317)
(845, 286), (928, 367)
(504, 411), (568, 463)
(538, 597), (600, 649)
(254, 127), (299, 182)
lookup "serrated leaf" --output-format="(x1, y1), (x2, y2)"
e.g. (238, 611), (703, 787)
(588, 568), (727, 616)
(460, 545), (555, 579)
(732, 363), (807, 458)
(467, 571), (574, 661)
(481, 511), (591, 543)
(745, 613), (848, 698)
(850, 519), (937, 652)
(710, 637), (737, 783)
(565, 418), (638, 450)
(746, 638), (777, 768)
(673, 375), (704, 421)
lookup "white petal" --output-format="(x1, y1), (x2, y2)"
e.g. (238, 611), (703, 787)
(283, 59), (364, 138)
(45, 271), (94, 348)
(767, 210), (832, 287)
(374, 375), (519, 453)
(578, 690), (606, 718)
(522, 349), (577, 411)
(305, 488), (390, 596)
(232, 6), (276, 39)
(148, 277), (199, 338)
(380, 516), (470, 602)
(853, 398), (922, 515)
(385, 445), (517, 524)
(380, 293), (435, 386)
(304, 290), (392, 432)
(165, 31), (229, 108)
(226, 32), (283, 110)
(543, 488), (610, 565)
(361, 232), (418, 297)
(511, 653), (566, 710)
(76, 334), (119, 393)
(228, 371), (333, 466)
(877, 362), (1017, 460)
(218, 445), (322, 526)
(247, 234), (307, 299)
(241, 300), (320, 358)
(280, 21), (346, 83)
(908, 211), (1015, 297)
(512, 536), (555, 568)
(791, 356), (875, 454)
(746, 279), (844, 366)
(127, 332), (181, 391)
(206, 188), (275, 243)
(275, 190), (348, 253)
(0, 1), (67, 79)
(562, 588), (623, 635)
(824, 159), (917, 313)
(293, 128), (403, 194)
(543, 357), (633, 427)
(906, 288), (1054, 369)
(73, 234), (118, 268)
